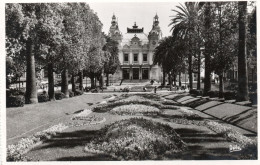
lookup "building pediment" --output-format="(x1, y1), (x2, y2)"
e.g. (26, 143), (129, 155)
(123, 44), (130, 49)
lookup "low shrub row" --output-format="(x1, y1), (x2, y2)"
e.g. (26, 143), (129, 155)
(189, 89), (203, 96)
(189, 89), (237, 100)
(6, 87), (86, 107)
(6, 95), (25, 107)
(6, 89), (26, 97)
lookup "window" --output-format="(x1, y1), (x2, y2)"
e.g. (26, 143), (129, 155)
(134, 54), (138, 62)
(124, 54), (128, 62)
(143, 54), (147, 62)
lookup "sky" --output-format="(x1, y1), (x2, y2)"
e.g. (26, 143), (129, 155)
(88, 2), (180, 37)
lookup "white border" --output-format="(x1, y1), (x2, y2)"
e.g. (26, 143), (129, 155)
(0, 0), (259, 165)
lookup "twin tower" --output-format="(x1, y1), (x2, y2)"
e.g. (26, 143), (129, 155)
(108, 13), (162, 47)
(107, 13), (163, 81)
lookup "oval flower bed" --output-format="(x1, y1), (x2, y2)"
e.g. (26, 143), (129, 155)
(85, 118), (186, 160)
(110, 104), (160, 116)
(93, 95), (178, 112)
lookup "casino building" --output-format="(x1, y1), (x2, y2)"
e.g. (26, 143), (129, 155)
(108, 13), (163, 82)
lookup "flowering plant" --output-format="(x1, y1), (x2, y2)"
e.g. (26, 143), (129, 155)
(110, 104), (160, 116)
(85, 118), (186, 160)
(7, 123), (68, 161)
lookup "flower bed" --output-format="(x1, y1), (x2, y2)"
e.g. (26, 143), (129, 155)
(93, 95), (165, 112)
(7, 123), (68, 161)
(85, 118), (186, 160)
(206, 121), (255, 145)
(110, 104), (160, 116)
(205, 121), (257, 159)
(69, 116), (106, 127)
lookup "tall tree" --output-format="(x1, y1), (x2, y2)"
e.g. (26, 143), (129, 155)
(154, 36), (186, 88)
(103, 36), (120, 86)
(208, 2), (239, 98)
(6, 4), (39, 103)
(203, 2), (212, 95)
(170, 2), (201, 90)
(237, 1), (249, 101)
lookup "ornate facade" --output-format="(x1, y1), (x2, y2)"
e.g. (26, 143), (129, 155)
(108, 14), (162, 82)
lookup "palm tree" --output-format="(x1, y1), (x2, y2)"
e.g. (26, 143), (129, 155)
(203, 2), (212, 95)
(153, 37), (175, 86)
(154, 36), (186, 88)
(237, 1), (249, 101)
(169, 2), (201, 91)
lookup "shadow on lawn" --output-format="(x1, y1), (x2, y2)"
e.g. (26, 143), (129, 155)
(56, 154), (116, 161)
(34, 130), (101, 150)
(173, 128), (239, 160)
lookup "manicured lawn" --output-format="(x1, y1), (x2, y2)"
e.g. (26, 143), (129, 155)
(7, 93), (113, 145)
(6, 92), (257, 161)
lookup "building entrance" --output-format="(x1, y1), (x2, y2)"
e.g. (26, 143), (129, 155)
(133, 68), (139, 79)
(142, 68), (149, 79)
(122, 68), (129, 79)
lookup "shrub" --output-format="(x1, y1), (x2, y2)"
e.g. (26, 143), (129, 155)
(55, 92), (65, 100)
(74, 89), (83, 96)
(69, 90), (74, 97)
(6, 89), (25, 97)
(7, 95), (25, 107)
(38, 92), (49, 103)
(207, 91), (219, 98)
(189, 89), (203, 96)
(223, 91), (236, 100)
(122, 87), (130, 92)
(91, 88), (99, 93)
(249, 92), (257, 105)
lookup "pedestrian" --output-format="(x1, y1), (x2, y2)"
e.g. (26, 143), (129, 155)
(154, 86), (157, 93)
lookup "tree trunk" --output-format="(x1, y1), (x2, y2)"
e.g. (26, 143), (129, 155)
(237, 1), (249, 101)
(99, 71), (104, 88)
(203, 2), (212, 95)
(94, 76), (97, 88)
(48, 62), (55, 101)
(25, 39), (38, 104)
(197, 48), (201, 90)
(219, 74), (224, 98)
(188, 53), (193, 90)
(106, 73), (109, 86)
(85, 76), (88, 89)
(71, 74), (76, 92)
(162, 71), (166, 86)
(61, 68), (69, 98)
(19, 77), (21, 90)
(90, 76), (95, 89)
(179, 72), (182, 87)
(173, 74), (176, 86)
(168, 74), (170, 85)
(98, 76), (102, 87)
(79, 71), (83, 91)
(169, 73), (172, 91)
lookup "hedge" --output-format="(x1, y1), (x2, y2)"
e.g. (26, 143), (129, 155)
(7, 95), (25, 107)
(55, 92), (66, 100)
